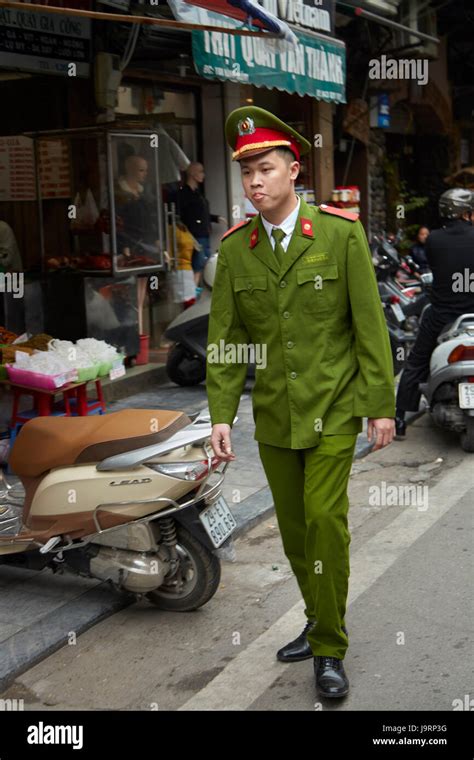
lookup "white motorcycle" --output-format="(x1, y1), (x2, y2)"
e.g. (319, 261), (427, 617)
(419, 313), (474, 452)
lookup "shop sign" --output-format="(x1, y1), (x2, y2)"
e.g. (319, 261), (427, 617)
(193, 24), (345, 102)
(168, 0), (344, 101)
(370, 93), (391, 128)
(0, 6), (91, 77)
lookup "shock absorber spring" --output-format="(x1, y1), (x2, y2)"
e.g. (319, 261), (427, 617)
(158, 517), (177, 546)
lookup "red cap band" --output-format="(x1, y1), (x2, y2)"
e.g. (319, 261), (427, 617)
(233, 127), (301, 162)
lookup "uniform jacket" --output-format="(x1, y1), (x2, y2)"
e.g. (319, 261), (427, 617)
(206, 194), (395, 449)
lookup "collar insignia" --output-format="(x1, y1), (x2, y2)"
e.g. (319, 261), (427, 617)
(249, 227), (259, 249)
(300, 217), (314, 237)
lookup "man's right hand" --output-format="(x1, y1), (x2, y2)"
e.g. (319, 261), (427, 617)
(211, 423), (236, 461)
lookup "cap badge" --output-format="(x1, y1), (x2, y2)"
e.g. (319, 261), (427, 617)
(237, 117), (256, 137)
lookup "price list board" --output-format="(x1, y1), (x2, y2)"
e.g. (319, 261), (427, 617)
(0, 136), (36, 202)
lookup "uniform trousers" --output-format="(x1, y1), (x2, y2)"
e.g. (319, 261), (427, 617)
(258, 432), (358, 660)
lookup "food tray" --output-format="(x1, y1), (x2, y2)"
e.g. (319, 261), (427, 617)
(6, 365), (77, 390)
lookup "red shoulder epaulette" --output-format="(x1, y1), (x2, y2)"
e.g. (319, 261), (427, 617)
(221, 218), (251, 241)
(319, 204), (359, 222)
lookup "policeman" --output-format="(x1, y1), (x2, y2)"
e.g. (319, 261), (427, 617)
(206, 106), (395, 699)
(395, 188), (474, 437)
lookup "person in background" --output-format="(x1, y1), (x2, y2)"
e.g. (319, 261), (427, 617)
(409, 225), (430, 273)
(176, 162), (227, 292)
(395, 189), (474, 438)
(168, 217), (200, 309)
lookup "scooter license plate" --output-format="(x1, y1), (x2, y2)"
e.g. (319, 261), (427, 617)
(199, 495), (237, 548)
(458, 383), (474, 409)
(390, 302), (405, 322)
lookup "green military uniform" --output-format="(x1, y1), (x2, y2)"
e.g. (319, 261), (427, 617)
(206, 106), (395, 660)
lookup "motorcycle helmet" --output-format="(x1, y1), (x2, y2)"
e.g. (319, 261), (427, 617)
(438, 188), (474, 220)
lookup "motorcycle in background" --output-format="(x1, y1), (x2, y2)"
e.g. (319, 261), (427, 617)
(381, 293), (416, 375)
(371, 230), (427, 314)
(419, 313), (474, 452)
(165, 256), (216, 386)
(371, 231), (432, 369)
(165, 254), (256, 386)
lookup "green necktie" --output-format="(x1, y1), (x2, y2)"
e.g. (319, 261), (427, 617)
(271, 227), (286, 268)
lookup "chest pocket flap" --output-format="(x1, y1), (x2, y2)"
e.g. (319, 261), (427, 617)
(233, 274), (268, 292)
(296, 263), (338, 284)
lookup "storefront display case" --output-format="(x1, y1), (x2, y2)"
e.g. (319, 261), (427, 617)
(18, 124), (179, 357)
(30, 125), (167, 277)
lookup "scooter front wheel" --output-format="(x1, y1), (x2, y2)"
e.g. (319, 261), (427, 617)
(147, 525), (221, 611)
(166, 344), (206, 386)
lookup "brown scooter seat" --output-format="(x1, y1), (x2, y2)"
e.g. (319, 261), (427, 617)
(9, 409), (192, 477)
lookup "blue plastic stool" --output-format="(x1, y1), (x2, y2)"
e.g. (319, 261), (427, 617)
(65, 398), (104, 416)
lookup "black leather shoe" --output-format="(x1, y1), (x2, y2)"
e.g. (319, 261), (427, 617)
(277, 622), (349, 663)
(314, 655), (349, 698)
(277, 620), (316, 662)
(394, 416), (406, 439)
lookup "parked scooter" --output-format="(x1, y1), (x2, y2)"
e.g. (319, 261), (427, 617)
(0, 407), (237, 610)
(165, 254), (256, 386)
(397, 253), (432, 320)
(380, 293), (416, 375)
(382, 272), (433, 358)
(419, 312), (474, 452)
(165, 256), (215, 386)
(372, 231), (425, 301)
(372, 231), (432, 358)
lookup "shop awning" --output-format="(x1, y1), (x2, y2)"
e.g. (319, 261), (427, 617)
(168, 0), (346, 103)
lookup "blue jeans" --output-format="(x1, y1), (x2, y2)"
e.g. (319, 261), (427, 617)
(192, 237), (212, 272)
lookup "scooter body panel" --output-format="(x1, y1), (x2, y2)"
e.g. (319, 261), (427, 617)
(419, 316), (474, 441)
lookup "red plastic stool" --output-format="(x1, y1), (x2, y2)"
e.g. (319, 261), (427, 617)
(63, 379), (106, 416)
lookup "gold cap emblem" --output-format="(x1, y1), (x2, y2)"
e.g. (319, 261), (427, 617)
(237, 117), (256, 137)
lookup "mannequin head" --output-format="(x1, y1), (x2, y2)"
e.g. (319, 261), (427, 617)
(123, 155), (148, 185)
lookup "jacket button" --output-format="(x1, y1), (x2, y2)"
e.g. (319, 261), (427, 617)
(290, 371), (297, 379)
(287, 340), (294, 348)
(247, 283), (253, 290)
(283, 311), (290, 319)
(280, 280), (286, 288)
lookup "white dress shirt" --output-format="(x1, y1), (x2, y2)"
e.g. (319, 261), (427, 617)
(261, 194), (301, 252)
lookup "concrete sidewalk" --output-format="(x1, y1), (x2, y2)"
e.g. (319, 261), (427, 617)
(0, 378), (418, 692)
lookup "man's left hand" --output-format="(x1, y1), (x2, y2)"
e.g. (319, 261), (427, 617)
(367, 417), (395, 450)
